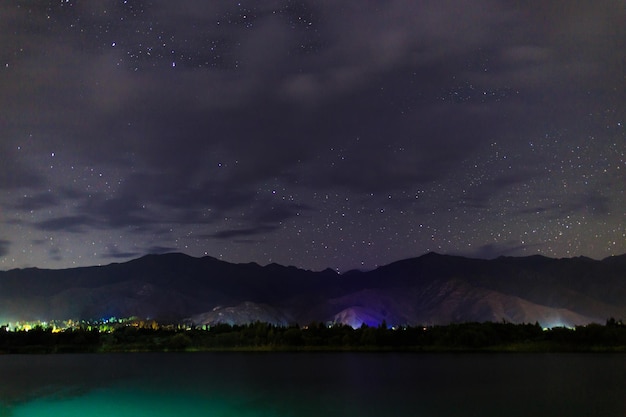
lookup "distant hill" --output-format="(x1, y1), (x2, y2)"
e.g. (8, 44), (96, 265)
(1, 252), (625, 328)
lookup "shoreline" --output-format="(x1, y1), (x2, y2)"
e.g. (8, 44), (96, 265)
(2, 344), (625, 355)
(2, 320), (625, 354)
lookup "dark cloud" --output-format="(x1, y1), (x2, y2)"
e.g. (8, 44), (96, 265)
(0, 147), (44, 190)
(557, 192), (613, 218)
(34, 216), (92, 233)
(48, 247), (62, 262)
(458, 170), (541, 210)
(519, 192), (615, 220)
(79, 194), (156, 229)
(0, 240), (9, 257)
(2, 1), (512, 192)
(100, 247), (141, 260)
(583, 193), (611, 217)
(14, 193), (59, 211)
(208, 225), (281, 240)
(159, 180), (257, 212)
(248, 202), (310, 224)
(145, 246), (178, 255)
(462, 242), (539, 260)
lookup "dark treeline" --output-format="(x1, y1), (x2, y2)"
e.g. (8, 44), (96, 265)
(1, 320), (625, 354)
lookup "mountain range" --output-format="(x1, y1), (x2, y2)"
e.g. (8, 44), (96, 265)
(1, 252), (625, 328)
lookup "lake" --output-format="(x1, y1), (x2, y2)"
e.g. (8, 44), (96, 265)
(0, 353), (624, 416)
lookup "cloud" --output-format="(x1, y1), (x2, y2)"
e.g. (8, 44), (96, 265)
(0, 146), (44, 190)
(517, 192), (614, 220)
(34, 216), (93, 233)
(6, 0), (615, 199)
(206, 225), (280, 240)
(48, 246), (62, 262)
(158, 179), (257, 212)
(78, 193), (156, 229)
(1, 2), (513, 196)
(100, 247), (141, 260)
(583, 193), (611, 216)
(251, 203), (309, 223)
(0, 240), (9, 257)
(457, 170), (541, 210)
(462, 242), (539, 259)
(145, 246), (178, 255)
(14, 193), (59, 211)
(559, 192), (613, 218)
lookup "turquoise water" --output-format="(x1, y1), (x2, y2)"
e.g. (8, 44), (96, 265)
(10, 387), (226, 417)
(1, 353), (625, 416)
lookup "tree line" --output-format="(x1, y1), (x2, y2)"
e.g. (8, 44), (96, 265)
(1, 319), (624, 353)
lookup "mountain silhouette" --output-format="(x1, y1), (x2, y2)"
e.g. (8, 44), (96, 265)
(1, 252), (624, 328)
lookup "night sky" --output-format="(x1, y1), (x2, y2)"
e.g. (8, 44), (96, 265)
(1, 1), (624, 272)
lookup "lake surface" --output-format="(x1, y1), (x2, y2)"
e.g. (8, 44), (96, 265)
(0, 353), (624, 416)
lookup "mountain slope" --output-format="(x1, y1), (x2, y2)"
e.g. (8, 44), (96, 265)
(0, 252), (624, 327)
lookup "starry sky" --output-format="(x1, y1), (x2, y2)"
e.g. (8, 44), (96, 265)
(1, 1), (625, 272)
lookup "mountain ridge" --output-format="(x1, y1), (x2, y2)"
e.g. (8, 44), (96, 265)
(1, 252), (624, 328)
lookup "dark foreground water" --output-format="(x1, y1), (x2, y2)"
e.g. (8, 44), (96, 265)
(0, 353), (624, 417)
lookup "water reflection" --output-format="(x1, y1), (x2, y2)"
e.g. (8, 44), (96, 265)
(0, 353), (624, 416)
